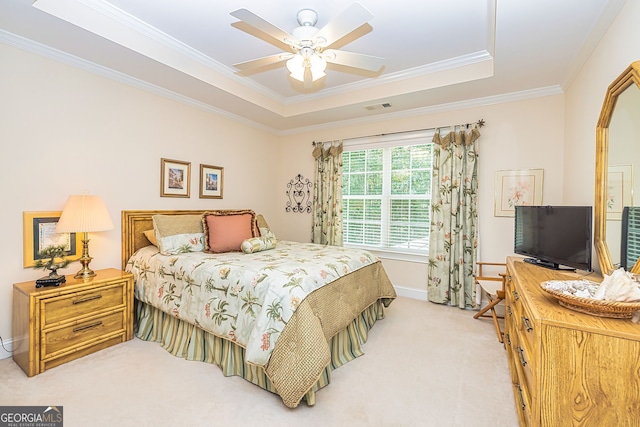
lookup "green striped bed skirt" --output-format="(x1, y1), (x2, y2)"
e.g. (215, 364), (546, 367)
(134, 298), (387, 406)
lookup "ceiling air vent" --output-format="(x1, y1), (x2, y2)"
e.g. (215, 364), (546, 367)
(365, 102), (392, 111)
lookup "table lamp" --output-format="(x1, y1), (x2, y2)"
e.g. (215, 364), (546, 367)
(56, 194), (114, 279)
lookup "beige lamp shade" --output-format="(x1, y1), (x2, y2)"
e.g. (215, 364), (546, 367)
(56, 195), (114, 233)
(56, 195), (113, 279)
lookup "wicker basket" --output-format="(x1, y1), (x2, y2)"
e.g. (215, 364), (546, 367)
(540, 281), (640, 318)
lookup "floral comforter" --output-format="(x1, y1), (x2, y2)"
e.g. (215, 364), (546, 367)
(126, 241), (378, 366)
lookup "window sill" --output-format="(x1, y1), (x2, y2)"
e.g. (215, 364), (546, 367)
(345, 245), (428, 264)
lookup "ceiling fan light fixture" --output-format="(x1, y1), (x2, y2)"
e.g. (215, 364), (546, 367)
(292, 25), (319, 42)
(231, 4), (381, 86)
(287, 51), (326, 82)
(289, 68), (306, 82)
(309, 54), (327, 81)
(287, 55), (306, 81)
(286, 55), (304, 73)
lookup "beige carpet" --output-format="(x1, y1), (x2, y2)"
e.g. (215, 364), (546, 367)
(0, 297), (518, 426)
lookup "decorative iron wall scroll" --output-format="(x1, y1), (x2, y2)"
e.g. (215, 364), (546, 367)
(286, 174), (312, 213)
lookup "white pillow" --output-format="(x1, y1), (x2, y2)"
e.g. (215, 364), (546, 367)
(152, 214), (205, 255)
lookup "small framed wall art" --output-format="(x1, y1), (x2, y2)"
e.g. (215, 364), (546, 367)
(161, 158), (191, 198)
(607, 164), (633, 220)
(23, 211), (82, 268)
(494, 169), (544, 217)
(199, 164), (224, 199)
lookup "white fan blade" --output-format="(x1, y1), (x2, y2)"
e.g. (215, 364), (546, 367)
(314, 3), (373, 47)
(323, 49), (384, 72)
(234, 53), (290, 70)
(230, 8), (293, 45)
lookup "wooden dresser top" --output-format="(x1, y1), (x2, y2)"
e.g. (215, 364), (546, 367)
(507, 256), (640, 341)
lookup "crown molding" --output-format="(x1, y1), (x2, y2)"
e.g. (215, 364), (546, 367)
(278, 85), (564, 136)
(66, 0), (286, 101)
(0, 29), (276, 134)
(1, 28), (563, 138)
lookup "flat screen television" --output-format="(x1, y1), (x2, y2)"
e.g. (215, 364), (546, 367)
(514, 205), (592, 271)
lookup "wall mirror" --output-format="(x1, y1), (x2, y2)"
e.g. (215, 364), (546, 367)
(594, 60), (640, 274)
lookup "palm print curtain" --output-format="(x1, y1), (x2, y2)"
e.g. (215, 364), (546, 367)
(428, 126), (480, 307)
(311, 140), (343, 246)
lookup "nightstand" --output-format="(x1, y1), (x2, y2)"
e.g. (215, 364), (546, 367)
(12, 268), (134, 377)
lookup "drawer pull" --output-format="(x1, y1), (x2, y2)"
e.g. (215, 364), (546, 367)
(512, 290), (519, 301)
(516, 384), (526, 410)
(73, 321), (103, 333)
(521, 316), (533, 332)
(73, 295), (103, 305)
(507, 305), (513, 316)
(516, 346), (527, 367)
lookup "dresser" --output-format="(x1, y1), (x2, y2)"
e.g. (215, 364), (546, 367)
(12, 268), (134, 376)
(505, 257), (640, 426)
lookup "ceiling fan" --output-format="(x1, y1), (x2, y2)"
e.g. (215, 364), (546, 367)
(230, 3), (384, 88)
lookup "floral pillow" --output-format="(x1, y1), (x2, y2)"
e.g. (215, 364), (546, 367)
(256, 214), (276, 240)
(152, 214), (205, 255)
(241, 236), (277, 254)
(240, 213), (277, 253)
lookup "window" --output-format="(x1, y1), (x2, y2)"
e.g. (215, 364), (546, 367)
(342, 131), (433, 256)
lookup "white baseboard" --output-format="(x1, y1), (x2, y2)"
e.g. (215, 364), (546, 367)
(394, 285), (427, 301)
(0, 337), (13, 360)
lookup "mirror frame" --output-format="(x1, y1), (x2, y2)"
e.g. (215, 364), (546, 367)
(595, 60), (640, 275)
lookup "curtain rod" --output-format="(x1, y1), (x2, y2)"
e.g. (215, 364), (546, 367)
(312, 119), (485, 145)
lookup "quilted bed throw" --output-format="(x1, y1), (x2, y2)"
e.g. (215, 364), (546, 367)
(127, 241), (379, 366)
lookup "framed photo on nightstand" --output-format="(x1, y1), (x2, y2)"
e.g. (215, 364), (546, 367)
(22, 211), (82, 268)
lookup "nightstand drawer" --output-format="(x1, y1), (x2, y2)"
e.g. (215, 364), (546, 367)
(13, 269), (133, 377)
(41, 310), (125, 358)
(41, 282), (126, 327)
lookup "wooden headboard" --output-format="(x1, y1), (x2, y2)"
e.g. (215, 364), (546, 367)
(121, 210), (208, 270)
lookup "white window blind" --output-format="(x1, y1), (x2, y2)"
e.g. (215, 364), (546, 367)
(342, 130), (434, 255)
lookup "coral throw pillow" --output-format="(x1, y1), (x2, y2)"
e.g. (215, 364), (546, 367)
(204, 213), (255, 253)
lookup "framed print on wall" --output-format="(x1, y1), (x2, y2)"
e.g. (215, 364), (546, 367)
(494, 169), (544, 217)
(23, 211), (82, 268)
(161, 158), (191, 198)
(607, 164), (633, 220)
(199, 164), (224, 199)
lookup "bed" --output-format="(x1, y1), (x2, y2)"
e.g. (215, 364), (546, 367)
(121, 210), (396, 408)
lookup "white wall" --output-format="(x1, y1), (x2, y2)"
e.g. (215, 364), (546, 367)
(564, 0), (640, 272)
(0, 43), (279, 353)
(276, 94), (566, 296)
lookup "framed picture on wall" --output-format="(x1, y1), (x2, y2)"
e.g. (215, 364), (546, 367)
(494, 169), (544, 217)
(199, 164), (224, 199)
(607, 164), (633, 220)
(161, 158), (191, 198)
(23, 211), (82, 268)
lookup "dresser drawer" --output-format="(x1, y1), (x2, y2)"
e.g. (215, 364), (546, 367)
(513, 337), (535, 401)
(41, 282), (126, 327)
(41, 310), (125, 358)
(517, 296), (536, 351)
(513, 382), (533, 427)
